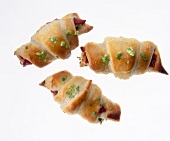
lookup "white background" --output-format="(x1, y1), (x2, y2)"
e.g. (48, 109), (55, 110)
(1, 0), (170, 141)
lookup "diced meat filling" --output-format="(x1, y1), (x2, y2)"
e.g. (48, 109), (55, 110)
(51, 90), (58, 96)
(99, 105), (106, 114)
(74, 18), (86, 30)
(19, 56), (32, 67)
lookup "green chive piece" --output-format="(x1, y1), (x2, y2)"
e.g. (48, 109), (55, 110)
(102, 54), (110, 63)
(66, 30), (72, 36)
(98, 118), (104, 124)
(60, 41), (69, 48)
(96, 97), (101, 101)
(60, 41), (66, 46)
(44, 59), (47, 62)
(50, 37), (57, 44)
(66, 92), (74, 98)
(75, 31), (79, 35)
(127, 47), (135, 56)
(116, 51), (122, 60)
(36, 51), (46, 59)
(75, 86), (80, 92)
(140, 53), (148, 61)
(69, 84), (75, 92)
(65, 44), (69, 48)
(92, 111), (97, 116)
(89, 103), (93, 106)
(66, 84), (80, 98)
(62, 76), (67, 84)
(75, 24), (82, 29)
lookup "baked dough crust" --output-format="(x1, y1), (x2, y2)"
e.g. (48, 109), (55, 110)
(39, 70), (121, 124)
(14, 13), (93, 68)
(80, 36), (168, 79)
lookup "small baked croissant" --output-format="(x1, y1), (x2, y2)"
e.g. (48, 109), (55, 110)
(39, 70), (121, 124)
(80, 36), (168, 79)
(14, 13), (93, 68)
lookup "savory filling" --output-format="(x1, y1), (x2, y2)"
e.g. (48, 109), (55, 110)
(79, 47), (89, 67)
(39, 80), (45, 86)
(51, 90), (58, 96)
(99, 105), (106, 114)
(73, 18), (86, 30)
(18, 56), (32, 67)
(149, 52), (157, 68)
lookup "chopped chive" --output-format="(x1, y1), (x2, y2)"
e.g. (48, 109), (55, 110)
(96, 97), (101, 101)
(127, 47), (135, 56)
(44, 58), (47, 62)
(66, 30), (72, 36)
(102, 54), (110, 63)
(116, 51), (122, 60)
(66, 92), (74, 98)
(62, 76), (67, 84)
(60, 41), (69, 48)
(69, 84), (75, 92)
(60, 41), (66, 46)
(75, 24), (82, 30)
(50, 37), (57, 44)
(75, 86), (80, 92)
(89, 103), (93, 106)
(98, 118), (104, 124)
(140, 53), (148, 61)
(75, 31), (79, 35)
(36, 51), (46, 59)
(66, 44), (69, 48)
(92, 111), (97, 116)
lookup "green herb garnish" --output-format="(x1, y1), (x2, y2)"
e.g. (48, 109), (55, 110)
(44, 58), (47, 62)
(66, 30), (72, 36)
(62, 76), (67, 84)
(66, 84), (80, 99)
(116, 51), (122, 60)
(96, 97), (101, 101)
(75, 31), (79, 35)
(60, 41), (66, 46)
(60, 41), (69, 48)
(69, 84), (75, 92)
(140, 53), (148, 61)
(75, 86), (80, 92)
(75, 24), (82, 29)
(50, 37), (57, 44)
(98, 118), (104, 124)
(92, 111), (97, 116)
(66, 92), (75, 98)
(102, 54), (110, 63)
(36, 51), (46, 61)
(89, 103), (93, 106)
(127, 47), (135, 56)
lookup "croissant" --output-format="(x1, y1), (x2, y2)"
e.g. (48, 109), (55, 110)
(80, 36), (168, 79)
(14, 13), (93, 68)
(39, 70), (121, 124)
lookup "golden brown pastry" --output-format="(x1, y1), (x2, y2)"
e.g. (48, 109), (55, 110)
(14, 13), (93, 68)
(80, 36), (168, 79)
(39, 70), (121, 124)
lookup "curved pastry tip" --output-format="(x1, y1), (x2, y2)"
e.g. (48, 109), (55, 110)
(107, 104), (121, 122)
(39, 80), (45, 86)
(158, 64), (168, 75)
